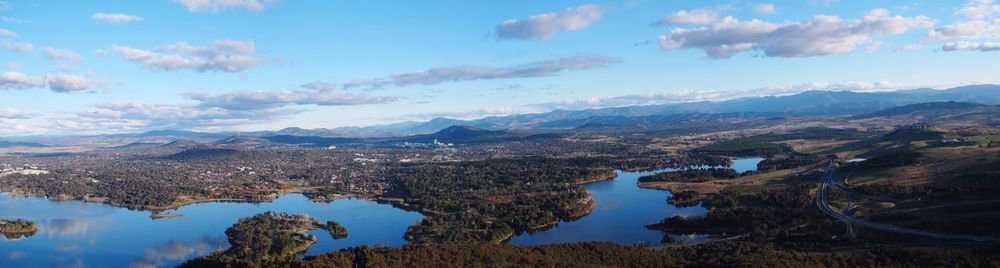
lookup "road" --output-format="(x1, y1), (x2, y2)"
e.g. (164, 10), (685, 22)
(815, 160), (997, 242)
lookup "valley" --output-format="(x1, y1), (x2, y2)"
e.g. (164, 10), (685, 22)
(2, 93), (1000, 267)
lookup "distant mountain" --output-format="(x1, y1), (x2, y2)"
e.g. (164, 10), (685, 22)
(0, 140), (47, 148)
(20, 84), (997, 141)
(109, 141), (164, 149)
(391, 126), (562, 145)
(316, 84), (1000, 136)
(105, 130), (231, 141)
(166, 147), (240, 161)
(161, 139), (201, 148)
(246, 118), (474, 138)
(398, 126), (509, 144)
(852, 101), (997, 119)
(214, 136), (272, 146)
(261, 135), (360, 147)
(850, 101), (1000, 126)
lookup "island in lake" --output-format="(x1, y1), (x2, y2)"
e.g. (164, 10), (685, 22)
(326, 221), (348, 239)
(0, 219), (38, 239)
(180, 212), (352, 267)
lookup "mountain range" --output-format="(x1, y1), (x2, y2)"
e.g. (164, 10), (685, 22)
(3, 85), (999, 146)
(246, 84), (1000, 137)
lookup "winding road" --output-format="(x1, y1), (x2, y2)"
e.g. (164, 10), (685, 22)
(815, 160), (997, 242)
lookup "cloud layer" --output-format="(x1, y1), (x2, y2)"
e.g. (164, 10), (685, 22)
(0, 108), (32, 119)
(54, 83), (398, 133)
(0, 72), (100, 93)
(188, 89), (397, 110)
(943, 41), (1000, 51)
(658, 9), (933, 58)
(92, 13), (143, 23)
(653, 8), (722, 26)
(0, 40), (32, 52)
(344, 55), (620, 90)
(172, 0), (273, 12)
(60, 102), (299, 133)
(44, 47), (83, 61)
(497, 4), (606, 40)
(108, 40), (266, 73)
(928, 0), (1000, 52)
(0, 28), (15, 38)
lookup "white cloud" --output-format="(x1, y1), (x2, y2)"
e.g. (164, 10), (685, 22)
(1, 17), (25, 24)
(865, 41), (886, 53)
(44, 47), (83, 61)
(300, 81), (336, 91)
(942, 41), (1000, 51)
(0, 71), (101, 93)
(0, 108), (32, 119)
(0, 118), (39, 135)
(754, 4), (777, 15)
(108, 40), (266, 73)
(654, 8), (721, 26)
(895, 43), (922, 52)
(46, 74), (98, 93)
(47, 82), (395, 133)
(658, 9), (933, 58)
(0, 40), (32, 52)
(956, 0), (1000, 20)
(927, 20), (1000, 40)
(57, 101), (301, 134)
(496, 4), (606, 40)
(172, 0), (273, 12)
(91, 13), (143, 23)
(0, 28), (15, 38)
(344, 55), (620, 90)
(187, 88), (398, 110)
(0, 71), (44, 89)
(403, 107), (521, 120)
(927, 0), (1000, 53)
(927, 0), (1000, 39)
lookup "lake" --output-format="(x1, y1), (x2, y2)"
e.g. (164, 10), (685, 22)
(0, 194), (423, 268)
(0, 157), (763, 267)
(510, 157), (764, 245)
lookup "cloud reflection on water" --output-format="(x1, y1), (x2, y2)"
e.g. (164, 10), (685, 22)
(43, 218), (98, 237)
(129, 236), (228, 268)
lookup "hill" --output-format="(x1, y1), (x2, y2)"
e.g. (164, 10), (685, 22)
(394, 126), (517, 145)
(0, 140), (47, 148)
(262, 84), (1000, 137)
(166, 147), (242, 161)
(215, 136), (273, 146)
(852, 102), (998, 119)
(262, 135), (360, 147)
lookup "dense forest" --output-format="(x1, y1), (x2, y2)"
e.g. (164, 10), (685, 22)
(183, 239), (1000, 267)
(202, 212), (322, 264)
(638, 168), (738, 183)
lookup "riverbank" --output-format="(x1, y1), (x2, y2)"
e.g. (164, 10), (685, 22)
(574, 171), (619, 185)
(0, 186), (360, 213)
(637, 181), (724, 195)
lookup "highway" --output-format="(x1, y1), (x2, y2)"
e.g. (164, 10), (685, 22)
(815, 160), (997, 242)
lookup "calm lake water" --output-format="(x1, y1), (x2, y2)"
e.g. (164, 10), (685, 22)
(0, 157), (763, 267)
(511, 157), (764, 245)
(0, 194), (423, 268)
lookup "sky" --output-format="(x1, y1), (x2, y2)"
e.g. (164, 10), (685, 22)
(1, 0), (1000, 136)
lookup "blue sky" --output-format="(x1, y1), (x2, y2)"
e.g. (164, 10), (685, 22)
(1, 0), (999, 135)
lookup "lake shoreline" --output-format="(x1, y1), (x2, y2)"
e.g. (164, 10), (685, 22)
(0, 187), (363, 214)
